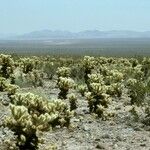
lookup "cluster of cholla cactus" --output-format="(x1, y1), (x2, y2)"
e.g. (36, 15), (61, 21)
(82, 56), (128, 119)
(123, 63), (143, 81)
(104, 70), (124, 97)
(85, 83), (113, 120)
(56, 67), (75, 99)
(4, 92), (74, 149)
(19, 57), (41, 74)
(84, 70), (114, 120)
(18, 57), (44, 87)
(0, 54), (15, 80)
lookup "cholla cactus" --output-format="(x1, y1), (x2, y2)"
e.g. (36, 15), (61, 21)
(107, 83), (124, 97)
(0, 77), (7, 91)
(118, 58), (132, 67)
(88, 73), (104, 84)
(19, 57), (40, 74)
(0, 54), (15, 79)
(133, 65), (144, 80)
(123, 65), (143, 81)
(0, 77), (19, 98)
(82, 56), (95, 85)
(11, 93), (74, 128)
(4, 104), (39, 149)
(141, 57), (150, 78)
(85, 83), (111, 119)
(67, 93), (77, 111)
(4, 104), (57, 149)
(83, 56), (95, 70)
(57, 77), (75, 99)
(129, 58), (138, 67)
(97, 57), (109, 65)
(96, 105), (115, 120)
(5, 93), (74, 149)
(77, 84), (88, 96)
(56, 67), (71, 78)
(4, 84), (19, 98)
(126, 78), (137, 86)
(105, 70), (124, 85)
(90, 83), (108, 96)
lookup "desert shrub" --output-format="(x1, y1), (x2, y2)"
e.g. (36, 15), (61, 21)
(43, 61), (56, 80)
(26, 70), (44, 87)
(126, 78), (147, 106)
(70, 63), (85, 81)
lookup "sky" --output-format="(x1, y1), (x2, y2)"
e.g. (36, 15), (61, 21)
(0, 0), (150, 34)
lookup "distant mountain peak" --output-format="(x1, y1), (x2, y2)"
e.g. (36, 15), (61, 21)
(3, 30), (150, 40)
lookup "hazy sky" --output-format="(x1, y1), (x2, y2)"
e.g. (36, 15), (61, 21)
(0, 0), (150, 34)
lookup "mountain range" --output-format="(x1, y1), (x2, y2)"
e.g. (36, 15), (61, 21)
(1, 30), (150, 40)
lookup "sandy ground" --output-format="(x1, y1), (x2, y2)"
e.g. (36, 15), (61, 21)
(0, 80), (150, 150)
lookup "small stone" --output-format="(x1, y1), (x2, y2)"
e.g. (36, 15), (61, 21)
(95, 138), (101, 141)
(113, 144), (118, 149)
(140, 143), (146, 147)
(96, 143), (106, 149)
(116, 135), (122, 141)
(101, 134), (110, 139)
(133, 126), (142, 131)
(109, 121), (116, 126)
(62, 141), (66, 146)
(88, 120), (92, 123)
(83, 125), (90, 131)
